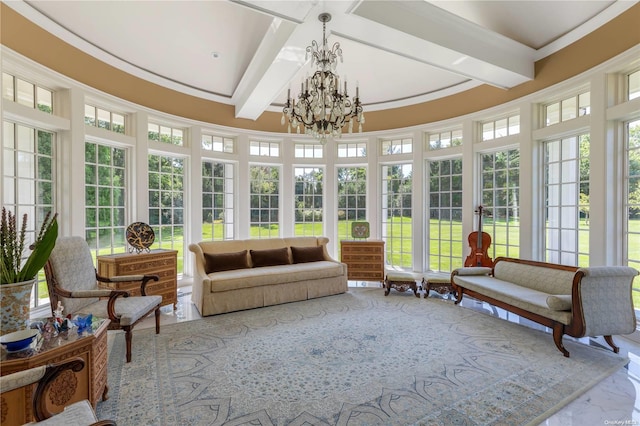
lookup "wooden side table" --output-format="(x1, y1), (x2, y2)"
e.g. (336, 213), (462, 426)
(0, 317), (109, 426)
(97, 249), (178, 309)
(340, 240), (385, 283)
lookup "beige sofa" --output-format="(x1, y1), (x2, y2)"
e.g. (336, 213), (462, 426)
(189, 237), (348, 316)
(452, 257), (638, 357)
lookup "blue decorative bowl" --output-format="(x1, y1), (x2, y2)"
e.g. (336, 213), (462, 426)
(0, 329), (39, 352)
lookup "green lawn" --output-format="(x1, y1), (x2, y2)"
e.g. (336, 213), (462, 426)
(34, 218), (640, 310)
(199, 217), (637, 276)
(377, 216), (521, 271)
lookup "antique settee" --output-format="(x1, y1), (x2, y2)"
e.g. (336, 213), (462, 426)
(189, 237), (348, 316)
(451, 257), (638, 357)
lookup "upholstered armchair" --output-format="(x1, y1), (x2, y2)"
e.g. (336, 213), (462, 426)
(0, 357), (115, 425)
(44, 236), (162, 362)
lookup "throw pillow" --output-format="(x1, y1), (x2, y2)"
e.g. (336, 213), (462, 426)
(204, 250), (249, 274)
(250, 247), (291, 267)
(291, 246), (325, 264)
(546, 295), (572, 311)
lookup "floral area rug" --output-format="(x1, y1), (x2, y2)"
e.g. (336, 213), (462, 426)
(96, 288), (627, 425)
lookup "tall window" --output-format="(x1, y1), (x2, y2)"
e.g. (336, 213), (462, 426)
(481, 149), (520, 259)
(544, 135), (590, 266)
(3, 121), (55, 307)
(625, 119), (640, 310)
(337, 167), (367, 244)
(428, 159), (463, 272)
(148, 154), (185, 273)
(294, 167), (324, 236)
(249, 165), (280, 238)
(382, 164), (412, 269)
(85, 142), (127, 256)
(202, 161), (234, 241)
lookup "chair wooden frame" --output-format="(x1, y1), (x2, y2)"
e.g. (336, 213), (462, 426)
(0, 357), (116, 425)
(44, 259), (161, 363)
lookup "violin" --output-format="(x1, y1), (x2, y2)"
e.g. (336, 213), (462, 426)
(464, 206), (494, 267)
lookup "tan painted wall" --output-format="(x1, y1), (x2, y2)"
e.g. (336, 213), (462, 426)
(2, 2), (639, 132)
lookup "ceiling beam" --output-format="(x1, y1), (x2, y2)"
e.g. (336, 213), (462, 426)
(231, 18), (301, 120)
(231, 0), (321, 120)
(349, 1), (535, 88)
(232, 0), (536, 121)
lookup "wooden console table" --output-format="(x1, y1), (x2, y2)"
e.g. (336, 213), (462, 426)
(0, 317), (109, 426)
(340, 240), (385, 283)
(97, 249), (178, 309)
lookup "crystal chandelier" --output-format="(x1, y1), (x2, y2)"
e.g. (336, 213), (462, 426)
(282, 13), (364, 145)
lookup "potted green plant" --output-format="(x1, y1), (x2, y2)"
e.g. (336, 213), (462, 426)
(1, 207), (58, 335)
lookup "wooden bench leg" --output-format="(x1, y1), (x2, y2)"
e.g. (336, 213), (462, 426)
(553, 324), (570, 357)
(604, 335), (620, 353)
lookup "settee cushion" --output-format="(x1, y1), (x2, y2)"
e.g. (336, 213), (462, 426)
(291, 246), (324, 263)
(493, 261), (575, 294)
(250, 247), (290, 267)
(204, 250), (249, 273)
(546, 295), (572, 311)
(453, 274), (573, 325)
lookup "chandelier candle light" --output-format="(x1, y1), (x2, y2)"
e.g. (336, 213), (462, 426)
(282, 13), (364, 144)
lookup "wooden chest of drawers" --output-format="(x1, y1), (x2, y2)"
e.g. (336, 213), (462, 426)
(340, 240), (385, 283)
(97, 249), (178, 309)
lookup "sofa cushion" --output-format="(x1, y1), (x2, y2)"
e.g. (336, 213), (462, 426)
(250, 247), (290, 267)
(291, 246), (324, 263)
(208, 261), (345, 292)
(546, 295), (572, 311)
(204, 250), (249, 273)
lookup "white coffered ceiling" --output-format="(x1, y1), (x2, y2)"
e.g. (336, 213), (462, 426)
(7, 0), (636, 120)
